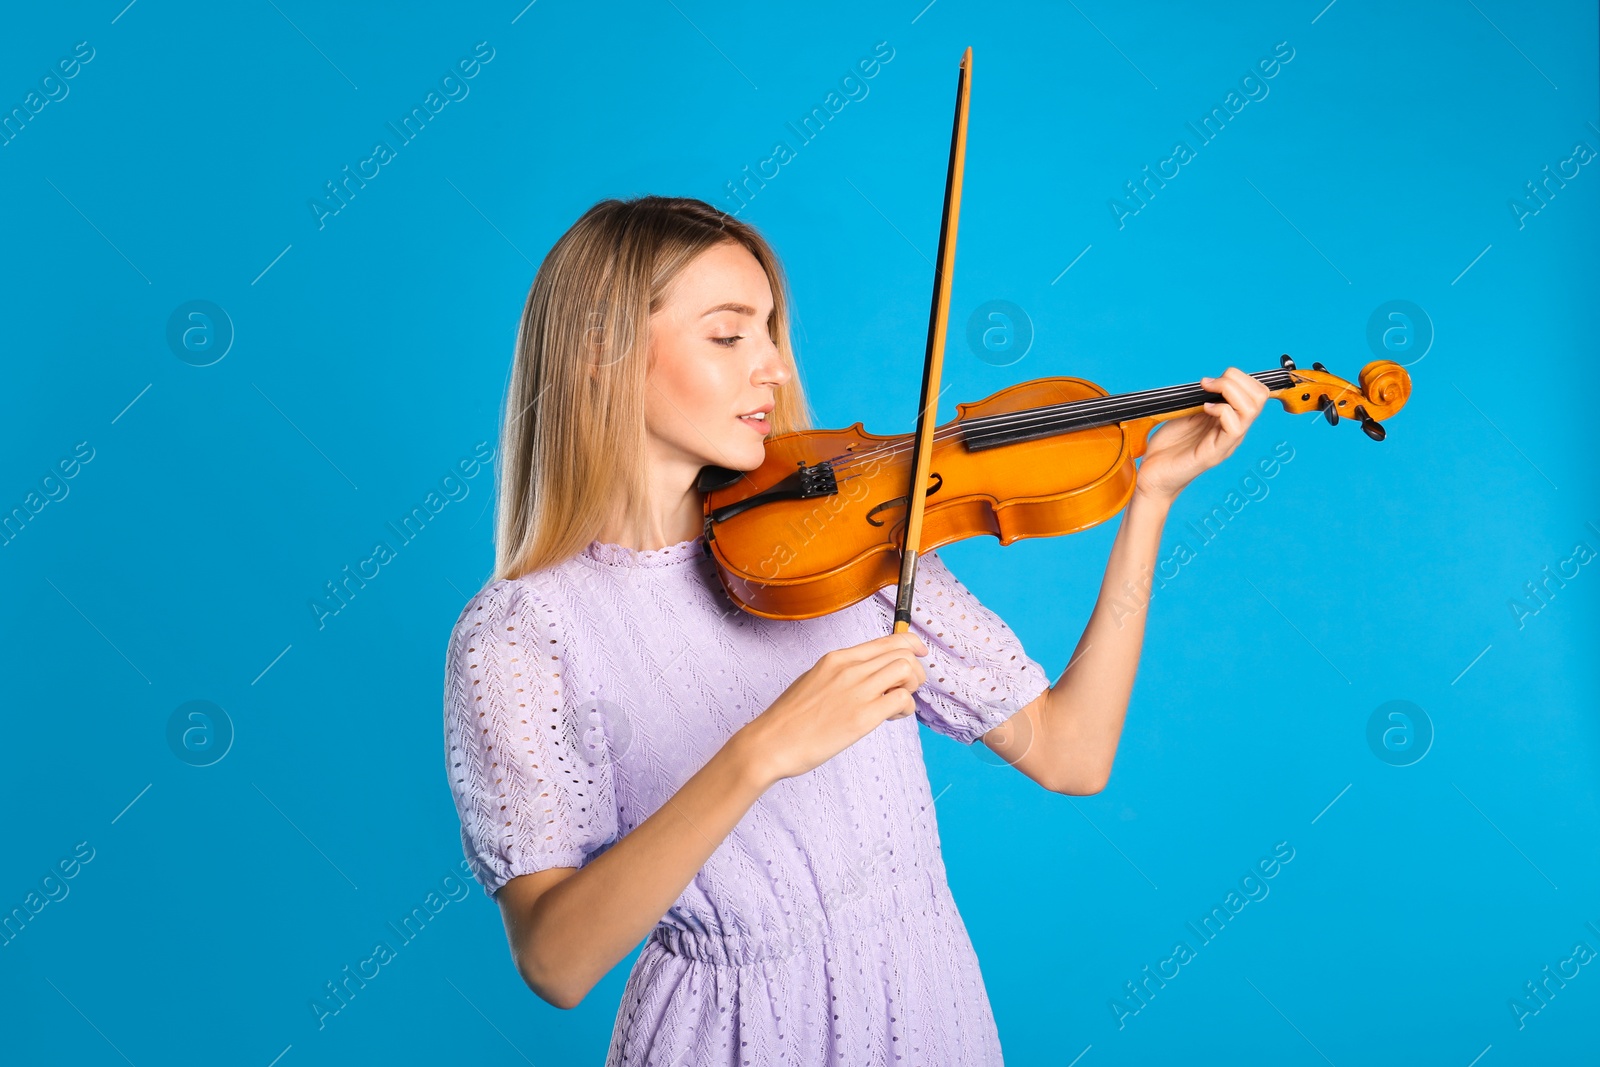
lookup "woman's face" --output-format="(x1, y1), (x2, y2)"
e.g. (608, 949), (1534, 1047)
(644, 240), (791, 476)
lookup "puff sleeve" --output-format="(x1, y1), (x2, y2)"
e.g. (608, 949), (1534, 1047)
(443, 578), (619, 898)
(876, 551), (1053, 745)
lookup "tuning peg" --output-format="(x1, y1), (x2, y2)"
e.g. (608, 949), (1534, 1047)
(1355, 405), (1386, 441)
(1279, 354), (1296, 370)
(1317, 393), (1339, 426)
(1312, 361), (1326, 371)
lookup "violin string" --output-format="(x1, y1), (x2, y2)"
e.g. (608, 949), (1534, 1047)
(825, 376), (1262, 463)
(821, 379), (1296, 476)
(822, 371), (1298, 474)
(942, 370), (1300, 441)
(824, 385), (1207, 471)
(823, 391), (1191, 473)
(826, 369), (1300, 469)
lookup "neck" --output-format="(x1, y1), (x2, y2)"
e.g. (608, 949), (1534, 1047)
(594, 448), (705, 550)
(961, 366), (1297, 451)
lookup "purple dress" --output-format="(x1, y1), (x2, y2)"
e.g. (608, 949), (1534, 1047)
(443, 535), (1050, 1065)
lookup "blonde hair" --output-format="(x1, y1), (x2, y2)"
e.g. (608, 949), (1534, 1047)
(494, 196), (811, 580)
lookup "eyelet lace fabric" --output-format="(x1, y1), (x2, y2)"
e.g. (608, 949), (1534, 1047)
(443, 536), (1050, 1065)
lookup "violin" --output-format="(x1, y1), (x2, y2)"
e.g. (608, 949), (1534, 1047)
(698, 356), (1411, 619)
(698, 49), (1413, 623)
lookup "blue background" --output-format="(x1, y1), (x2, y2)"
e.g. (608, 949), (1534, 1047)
(3, 0), (1597, 1063)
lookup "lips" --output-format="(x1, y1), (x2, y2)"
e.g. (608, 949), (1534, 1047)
(738, 403), (774, 435)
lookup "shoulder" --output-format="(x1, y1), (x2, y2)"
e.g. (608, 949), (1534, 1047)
(446, 569), (571, 662)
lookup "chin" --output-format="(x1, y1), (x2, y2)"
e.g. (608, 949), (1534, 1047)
(714, 433), (768, 472)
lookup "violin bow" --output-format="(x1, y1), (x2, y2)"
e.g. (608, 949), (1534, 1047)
(893, 46), (972, 635)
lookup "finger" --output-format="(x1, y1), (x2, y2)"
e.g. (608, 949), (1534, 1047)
(838, 632), (929, 664)
(1211, 368), (1261, 414)
(906, 652), (929, 689)
(863, 653), (927, 695)
(1223, 371), (1265, 425)
(1223, 366), (1269, 413)
(866, 685), (918, 723)
(1203, 371), (1252, 415)
(1201, 399), (1241, 437)
(842, 647), (924, 695)
(861, 644), (926, 673)
(868, 631), (930, 657)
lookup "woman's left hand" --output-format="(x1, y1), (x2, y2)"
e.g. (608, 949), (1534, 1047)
(1133, 367), (1271, 505)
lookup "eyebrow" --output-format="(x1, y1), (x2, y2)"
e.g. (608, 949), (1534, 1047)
(699, 302), (764, 318)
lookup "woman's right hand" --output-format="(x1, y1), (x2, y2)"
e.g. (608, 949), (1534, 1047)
(733, 632), (929, 787)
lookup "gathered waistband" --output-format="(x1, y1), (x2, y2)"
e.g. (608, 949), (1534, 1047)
(647, 868), (956, 967)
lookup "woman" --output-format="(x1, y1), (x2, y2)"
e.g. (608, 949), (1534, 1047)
(443, 196), (1267, 1064)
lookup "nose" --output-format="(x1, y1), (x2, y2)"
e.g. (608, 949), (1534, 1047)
(752, 332), (791, 389)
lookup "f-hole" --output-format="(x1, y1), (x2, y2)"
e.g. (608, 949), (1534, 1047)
(864, 471), (944, 527)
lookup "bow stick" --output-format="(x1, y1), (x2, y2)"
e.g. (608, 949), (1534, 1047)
(893, 46), (972, 634)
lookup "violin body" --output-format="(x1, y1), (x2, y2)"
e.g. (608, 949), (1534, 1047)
(704, 377), (1130, 619)
(701, 358), (1411, 620)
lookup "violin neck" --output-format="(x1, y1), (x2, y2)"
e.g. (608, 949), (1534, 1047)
(961, 367), (1296, 451)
